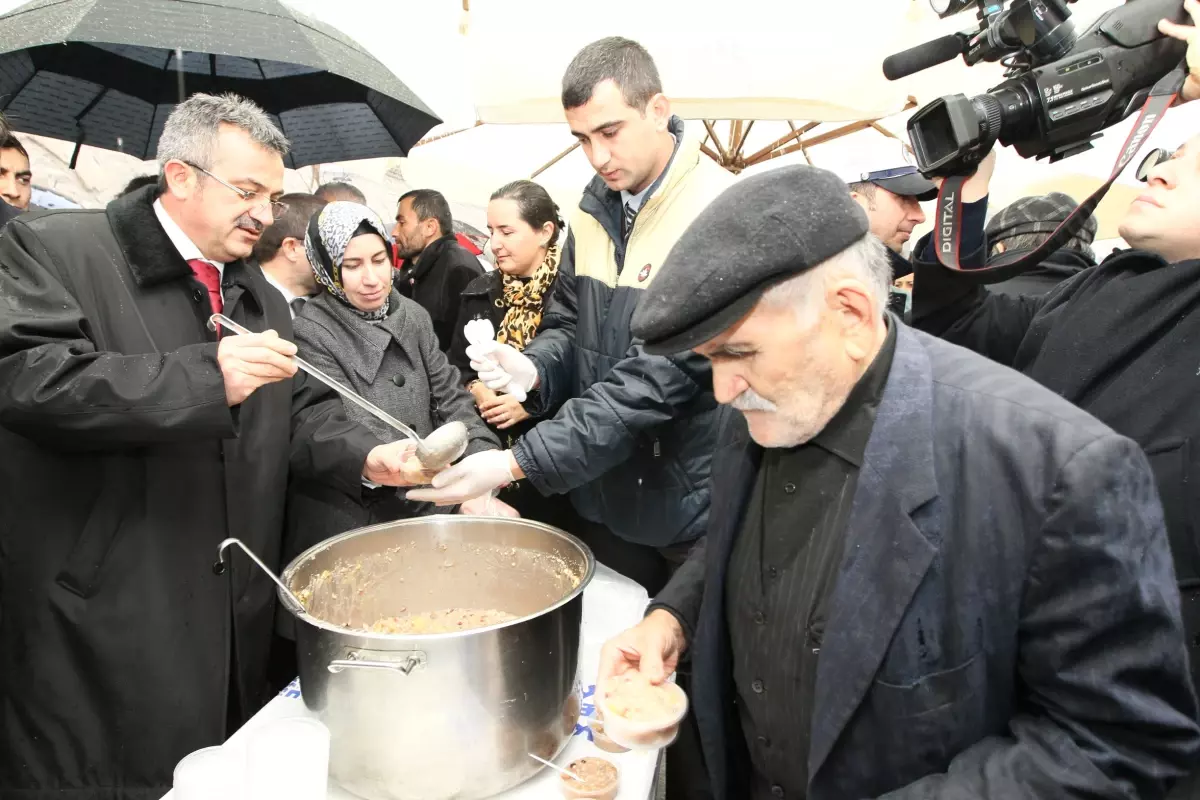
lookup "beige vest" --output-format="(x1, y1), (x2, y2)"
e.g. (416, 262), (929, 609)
(571, 132), (734, 290)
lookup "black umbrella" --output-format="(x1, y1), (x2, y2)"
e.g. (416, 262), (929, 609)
(0, 0), (442, 168)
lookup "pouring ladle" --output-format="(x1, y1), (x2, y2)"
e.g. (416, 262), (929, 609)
(213, 538), (307, 616)
(208, 313), (468, 470)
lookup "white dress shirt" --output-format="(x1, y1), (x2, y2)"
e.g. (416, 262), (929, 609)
(153, 198), (225, 302)
(261, 268), (309, 319)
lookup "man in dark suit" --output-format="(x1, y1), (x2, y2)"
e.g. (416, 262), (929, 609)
(391, 188), (483, 351)
(601, 165), (1200, 799)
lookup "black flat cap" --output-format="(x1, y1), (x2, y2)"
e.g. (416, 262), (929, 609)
(633, 165), (869, 354)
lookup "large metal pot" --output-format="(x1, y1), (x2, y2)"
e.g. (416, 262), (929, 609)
(279, 515), (594, 800)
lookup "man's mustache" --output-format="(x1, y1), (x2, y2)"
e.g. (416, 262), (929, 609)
(732, 388), (777, 412)
(235, 214), (264, 234)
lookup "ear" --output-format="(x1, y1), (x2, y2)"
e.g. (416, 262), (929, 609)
(648, 92), (671, 132)
(849, 192), (871, 214)
(993, 241), (1006, 254)
(162, 160), (195, 201)
(539, 220), (556, 246)
(283, 237), (304, 262)
(422, 216), (440, 240)
(828, 277), (878, 361)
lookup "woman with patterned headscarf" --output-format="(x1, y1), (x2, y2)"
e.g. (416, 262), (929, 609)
(448, 180), (579, 528)
(284, 202), (507, 557)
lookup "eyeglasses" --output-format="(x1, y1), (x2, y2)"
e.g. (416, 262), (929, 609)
(183, 161), (288, 217)
(1135, 148), (1174, 182)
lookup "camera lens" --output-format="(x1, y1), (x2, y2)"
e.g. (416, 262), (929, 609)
(988, 80), (1039, 147)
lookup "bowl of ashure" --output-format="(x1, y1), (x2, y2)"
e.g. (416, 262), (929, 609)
(596, 670), (689, 750)
(559, 757), (619, 800)
(279, 515), (595, 800)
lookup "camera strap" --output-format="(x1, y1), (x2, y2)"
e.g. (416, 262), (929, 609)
(932, 67), (1187, 284)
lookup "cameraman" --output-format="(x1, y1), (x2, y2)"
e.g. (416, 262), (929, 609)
(912, 17), (1200, 788)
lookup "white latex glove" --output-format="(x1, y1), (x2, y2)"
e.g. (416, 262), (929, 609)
(465, 339), (537, 401)
(458, 492), (521, 518)
(406, 449), (515, 506)
(463, 318), (530, 402)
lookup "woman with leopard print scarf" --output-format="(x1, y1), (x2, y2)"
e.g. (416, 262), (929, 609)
(449, 180), (580, 528)
(450, 179), (566, 428)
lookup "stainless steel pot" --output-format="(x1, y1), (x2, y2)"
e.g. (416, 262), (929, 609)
(279, 515), (595, 800)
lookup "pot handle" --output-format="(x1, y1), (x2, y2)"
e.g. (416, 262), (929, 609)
(328, 651), (426, 676)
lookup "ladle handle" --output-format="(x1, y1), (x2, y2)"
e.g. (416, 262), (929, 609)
(208, 313), (426, 448)
(213, 537), (307, 616)
(328, 652), (426, 675)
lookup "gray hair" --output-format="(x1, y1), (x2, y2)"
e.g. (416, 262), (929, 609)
(760, 234), (893, 324)
(156, 93), (289, 176)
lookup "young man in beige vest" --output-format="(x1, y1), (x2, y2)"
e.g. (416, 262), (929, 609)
(412, 37), (731, 595)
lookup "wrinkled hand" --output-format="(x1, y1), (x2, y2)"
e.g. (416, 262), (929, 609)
(466, 341), (539, 400)
(598, 610), (687, 690)
(1160, 0), (1200, 102)
(363, 440), (442, 487)
(479, 392), (531, 430)
(406, 449), (516, 506)
(458, 493), (521, 517)
(218, 330), (298, 406)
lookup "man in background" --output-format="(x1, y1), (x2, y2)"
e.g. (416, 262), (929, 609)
(314, 180), (366, 204)
(983, 192), (1098, 296)
(0, 115), (22, 232)
(253, 192), (327, 317)
(0, 131), (32, 211)
(392, 187), (483, 351)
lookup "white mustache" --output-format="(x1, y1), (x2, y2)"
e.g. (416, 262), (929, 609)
(731, 388), (777, 412)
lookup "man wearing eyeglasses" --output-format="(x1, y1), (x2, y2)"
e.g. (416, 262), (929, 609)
(0, 93), (429, 800)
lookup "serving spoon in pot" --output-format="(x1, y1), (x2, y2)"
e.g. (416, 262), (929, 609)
(208, 313), (468, 470)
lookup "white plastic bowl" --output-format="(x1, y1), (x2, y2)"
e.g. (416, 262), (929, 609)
(595, 674), (688, 750)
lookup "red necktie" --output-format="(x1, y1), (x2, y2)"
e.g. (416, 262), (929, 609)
(188, 259), (223, 315)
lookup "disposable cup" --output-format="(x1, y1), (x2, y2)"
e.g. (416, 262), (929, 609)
(244, 717), (330, 800)
(172, 745), (243, 800)
(596, 672), (688, 750)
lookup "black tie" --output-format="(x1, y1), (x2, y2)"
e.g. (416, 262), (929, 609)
(622, 202), (638, 244)
(290, 298), (306, 317)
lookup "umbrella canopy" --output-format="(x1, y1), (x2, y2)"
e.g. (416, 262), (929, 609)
(0, 0), (442, 167)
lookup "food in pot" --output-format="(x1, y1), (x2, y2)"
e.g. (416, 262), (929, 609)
(368, 607), (516, 634)
(597, 671), (689, 749)
(559, 757), (619, 800)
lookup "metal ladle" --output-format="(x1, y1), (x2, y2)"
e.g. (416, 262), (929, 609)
(209, 313), (468, 469)
(213, 537), (307, 616)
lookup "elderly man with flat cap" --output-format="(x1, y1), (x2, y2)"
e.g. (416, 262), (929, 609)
(598, 165), (1200, 799)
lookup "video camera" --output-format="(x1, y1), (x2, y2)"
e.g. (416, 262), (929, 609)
(886, 0), (1187, 177)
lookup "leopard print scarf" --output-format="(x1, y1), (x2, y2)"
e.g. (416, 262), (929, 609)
(495, 245), (560, 351)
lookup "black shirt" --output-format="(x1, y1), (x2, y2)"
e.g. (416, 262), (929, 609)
(726, 320), (897, 800)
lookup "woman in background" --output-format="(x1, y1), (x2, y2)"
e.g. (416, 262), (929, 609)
(450, 180), (579, 529)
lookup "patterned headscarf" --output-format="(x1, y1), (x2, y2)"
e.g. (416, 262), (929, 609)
(305, 201), (395, 321)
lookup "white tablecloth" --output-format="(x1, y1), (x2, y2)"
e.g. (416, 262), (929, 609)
(161, 563), (660, 799)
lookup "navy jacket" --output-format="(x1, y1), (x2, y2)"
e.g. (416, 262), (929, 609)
(657, 322), (1199, 798)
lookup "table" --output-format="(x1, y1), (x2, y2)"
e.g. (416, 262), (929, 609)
(162, 562), (661, 799)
